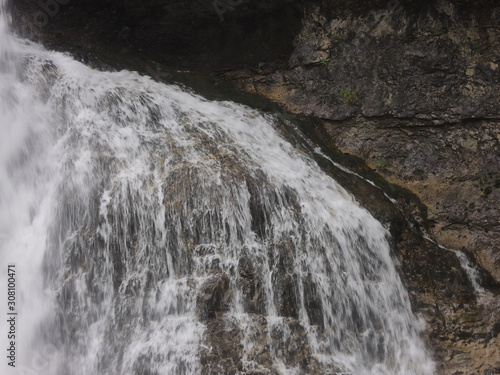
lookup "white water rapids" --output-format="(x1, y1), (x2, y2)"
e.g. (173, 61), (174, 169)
(0, 2), (435, 374)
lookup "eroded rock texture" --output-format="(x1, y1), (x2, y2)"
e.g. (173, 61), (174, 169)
(226, 0), (500, 288)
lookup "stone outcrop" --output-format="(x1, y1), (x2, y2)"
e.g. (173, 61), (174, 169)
(224, 0), (500, 288)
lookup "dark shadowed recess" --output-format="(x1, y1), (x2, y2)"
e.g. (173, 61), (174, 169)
(8, 0), (498, 73)
(8, 0), (303, 71)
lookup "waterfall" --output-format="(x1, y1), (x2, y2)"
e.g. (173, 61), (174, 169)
(0, 2), (435, 374)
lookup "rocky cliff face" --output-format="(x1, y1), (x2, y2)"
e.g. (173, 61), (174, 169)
(227, 0), (500, 287)
(8, 0), (500, 373)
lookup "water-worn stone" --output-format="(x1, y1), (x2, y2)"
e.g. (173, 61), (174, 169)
(197, 273), (232, 320)
(238, 252), (267, 314)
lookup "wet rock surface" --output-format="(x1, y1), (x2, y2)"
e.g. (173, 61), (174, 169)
(220, 0), (500, 291)
(298, 120), (500, 374)
(322, 117), (500, 284)
(219, 3), (500, 369)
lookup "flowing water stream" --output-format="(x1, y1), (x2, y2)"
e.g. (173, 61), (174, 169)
(0, 2), (435, 374)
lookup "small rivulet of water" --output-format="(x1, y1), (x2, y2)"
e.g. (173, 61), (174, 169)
(0, 2), (435, 374)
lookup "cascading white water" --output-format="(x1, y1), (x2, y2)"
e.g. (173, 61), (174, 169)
(0, 2), (435, 374)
